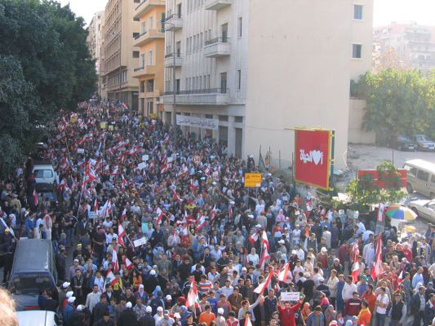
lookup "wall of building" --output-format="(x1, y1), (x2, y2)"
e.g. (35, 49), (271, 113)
(245, 0), (354, 170)
(348, 98), (376, 144)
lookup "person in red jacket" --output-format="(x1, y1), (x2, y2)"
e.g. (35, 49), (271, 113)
(344, 291), (362, 319)
(277, 295), (304, 326)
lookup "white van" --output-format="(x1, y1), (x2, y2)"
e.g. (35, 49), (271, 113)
(16, 310), (58, 326)
(403, 159), (435, 198)
(33, 163), (56, 185)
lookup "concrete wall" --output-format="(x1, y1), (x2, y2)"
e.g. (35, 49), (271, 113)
(348, 98), (376, 144)
(245, 0), (354, 170)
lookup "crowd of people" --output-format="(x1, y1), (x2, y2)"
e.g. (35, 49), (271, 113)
(2, 101), (435, 326)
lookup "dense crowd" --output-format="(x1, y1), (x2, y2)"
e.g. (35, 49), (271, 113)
(1, 101), (435, 326)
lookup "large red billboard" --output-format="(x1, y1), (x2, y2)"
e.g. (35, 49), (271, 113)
(294, 129), (332, 190)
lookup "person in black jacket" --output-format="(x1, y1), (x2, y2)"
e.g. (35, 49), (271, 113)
(95, 311), (114, 326)
(117, 302), (138, 326)
(424, 293), (435, 326)
(138, 307), (155, 326)
(93, 295), (109, 324)
(411, 286), (426, 326)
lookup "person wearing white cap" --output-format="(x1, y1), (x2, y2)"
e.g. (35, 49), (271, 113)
(216, 308), (226, 326)
(117, 301), (137, 326)
(154, 306), (164, 324)
(63, 296), (76, 324)
(138, 306), (155, 326)
(157, 310), (174, 326)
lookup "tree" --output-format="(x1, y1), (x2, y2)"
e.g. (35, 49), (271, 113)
(0, 0), (96, 176)
(354, 69), (435, 140)
(346, 161), (407, 212)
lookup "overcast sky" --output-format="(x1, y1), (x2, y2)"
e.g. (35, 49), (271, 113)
(60, 0), (435, 27)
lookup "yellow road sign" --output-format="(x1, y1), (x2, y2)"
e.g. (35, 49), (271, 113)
(245, 173), (262, 188)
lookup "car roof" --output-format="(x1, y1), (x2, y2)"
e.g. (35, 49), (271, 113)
(11, 239), (52, 274)
(16, 310), (55, 326)
(404, 159), (435, 173)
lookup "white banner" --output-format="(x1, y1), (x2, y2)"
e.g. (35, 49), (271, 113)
(133, 237), (147, 247)
(176, 115), (218, 130)
(280, 292), (300, 302)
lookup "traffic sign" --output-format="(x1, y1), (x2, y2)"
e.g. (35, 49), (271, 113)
(245, 173), (262, 188)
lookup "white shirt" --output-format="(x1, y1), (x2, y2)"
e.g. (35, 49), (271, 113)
(342, 282), (358, 301)
(85, 292), (101, 312)
(376, 294), (389, 314)
(247, 253), (260, 266)
(220, 285), (234, 298)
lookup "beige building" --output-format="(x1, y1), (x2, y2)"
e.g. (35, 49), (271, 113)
(161, 0), (373, 169)
(87, 11), (105, 98)
(132, 0), (166, 116)
(100, 0), (140, 109)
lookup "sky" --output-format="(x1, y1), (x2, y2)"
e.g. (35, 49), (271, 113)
(60, 0), (435, 27)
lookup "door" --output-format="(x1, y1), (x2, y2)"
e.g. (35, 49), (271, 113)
(220, 72), (227, 93)
(416, 169), (430, 196)
(176, 79), (180, 93)
(177, 3), (182, 17)
(221, 23), (228, 42)
(235, 128), (243, 158)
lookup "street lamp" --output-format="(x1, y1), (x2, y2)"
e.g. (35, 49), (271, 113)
(160, 19), (177, 147)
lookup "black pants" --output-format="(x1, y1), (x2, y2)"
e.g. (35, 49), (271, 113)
(413, 310), (424, 326)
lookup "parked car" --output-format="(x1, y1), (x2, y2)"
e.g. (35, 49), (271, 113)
(32, 161), (57, 185)
(412, 134), (435, 151)
(390, 135), (417, 151)
(403, 159), (435, 197)
(408, 199), (435, 223)
(17, 310), (59, 326)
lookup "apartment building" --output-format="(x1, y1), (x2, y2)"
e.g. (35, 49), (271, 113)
(87, 11), (105, 98)
(101, 0), (141, 109)
(162, 0), (373, 169)
(132, 0), (166, 116)
(373, 22), (435, 75)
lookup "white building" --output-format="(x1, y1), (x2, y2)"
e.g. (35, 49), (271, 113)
(87, 11), (105, 97)
(162, 0), (373, 169)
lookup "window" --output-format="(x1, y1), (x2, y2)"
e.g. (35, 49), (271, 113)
(134, 0), (140, 3)
(431, 175), (435, 184)
(133, 32), (139, 39)
(219, 115), (228, 122)
(149, 16), (154, 29)
(220, 72), (227, 93)
(237, 70), (241, 89)
(352, 44), (362, 59)
(354, 5), (363, 20)
(147, 79), (154, 92)
(148, 50), (153, 65)
(140, 81), (145, 93)
(417, 170), (430, 182)
(133, 51), (140, 58)
(235, 116), (244, 123)
(133, 17), (140, 22)
(141, 53), (145, 67)
(141, 22), (146, 33)
(238, 17), (243, 37)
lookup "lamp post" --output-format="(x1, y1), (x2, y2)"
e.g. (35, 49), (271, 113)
(161, 19), (177, 147)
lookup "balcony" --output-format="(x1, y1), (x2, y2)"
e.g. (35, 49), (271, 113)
(204, 37), (231, 58)
(205, 0), (232, 10)
(162, 88), (230, 106)
(164, 13), (183, 31)
(164, 53), (183, 67)
(133, 29), (165, 47)
(132, 65), (158, 78)
(134, 0), (165, 19)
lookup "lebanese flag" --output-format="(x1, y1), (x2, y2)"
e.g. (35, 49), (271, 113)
(254, 270), (274, 294)
(118, 224), (126, 247)
(262, 231), (270, 251)
(244, 248), (249, 266)
(249, 231), (259, 245)
(160, 162), (169, 174)
(121, 175), (128, 189)
(102, 200), (112, 218)
(120, 208), (127, 222)
(351, 261), (360, 283)
(124, 257), (134, 270)
(112, 249), (119, 273)
(377, 203), (385, 222)
(278, 262), (291, 283)
(111, 166), (118, 176)
(177, 165), (189, 178)
(210, 206), (216, 222)
(172, 191), (183, 203)
(397, 270), (404, 284)
(105, 270), (118, 287)
(187, 281), (199, 308)
(259, 240), (270, 269)
(155, 207), (164, 225)
(244, 314), (253, 326)
(33, 189), (39, 206)
(93, 198), (99, 214)
(228, 205), (233, 219)
(371, 234), (383, 280)
(196, 215), (207, 232)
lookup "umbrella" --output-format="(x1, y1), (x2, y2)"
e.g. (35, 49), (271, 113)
(385, 204), (417, 221)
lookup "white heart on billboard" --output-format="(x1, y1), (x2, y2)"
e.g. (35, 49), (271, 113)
(312, 150), (323, 165)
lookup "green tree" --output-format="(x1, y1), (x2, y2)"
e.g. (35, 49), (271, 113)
(355, 69), (435, 139)
(0, 0), (96, 176)
(346, 161), (407, 212)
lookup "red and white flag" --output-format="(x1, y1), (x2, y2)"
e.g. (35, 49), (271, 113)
(112, 249), (119, 273)
(155, 207), (164, 225)
(111, 166), (118, 176)
(249, 231), (259, 245)
(377, 203), (385, 222)
(187, 281), (199, 308)
(120, 208), (127, 222)
(93, 198), (99, 214)
(210, 206), (216, 221)
(351, 261), (360, 283)
(262, 231), (270, 251)
(124, 257), (134, 270)
(196, 215), (207, 232)
(397, 270), (404, 284)
(172, 191), (183, 203)
(118, 224), (126, 247)
(244, 314), (253, 326)
(104, 270), (118, 288)
(33, 189), (39, 207)
(278, 262), (291, 283)
(121, 175), (128, 189)
(254, 270), (274, 294)
(371, 234), (383, 280)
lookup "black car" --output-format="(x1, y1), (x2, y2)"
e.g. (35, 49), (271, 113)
(390, 135), (417, 151)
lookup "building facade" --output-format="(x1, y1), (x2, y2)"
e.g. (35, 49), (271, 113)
(373, 22), (435, 75)
(87, 11), (105, 98)
(132, 0), (166, 116)
(162, 0), (373, 169)
(101, 0), (141, 110)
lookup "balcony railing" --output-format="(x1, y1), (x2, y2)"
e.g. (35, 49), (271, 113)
(135, 0), (148, 11)
(164, 88), (229, 96)
(134, 67), (144, 72)
(134, 31), (147, 40)
(205, 37), (229, 46)
(164, 52), (182, 58)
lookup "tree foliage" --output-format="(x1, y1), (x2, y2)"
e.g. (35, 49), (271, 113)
(0, 0), (97, 176)
(346, 161), (407, 212)
(354, 69), (435, 139)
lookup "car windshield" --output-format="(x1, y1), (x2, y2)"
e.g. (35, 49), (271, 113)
(10, 275), (53, 295)
(39, 192), (56, 201)
(398, 135), (410, 142)
(34, 169), (53, 178)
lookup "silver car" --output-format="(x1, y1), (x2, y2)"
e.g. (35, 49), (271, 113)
(408, 199), (435, 223)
